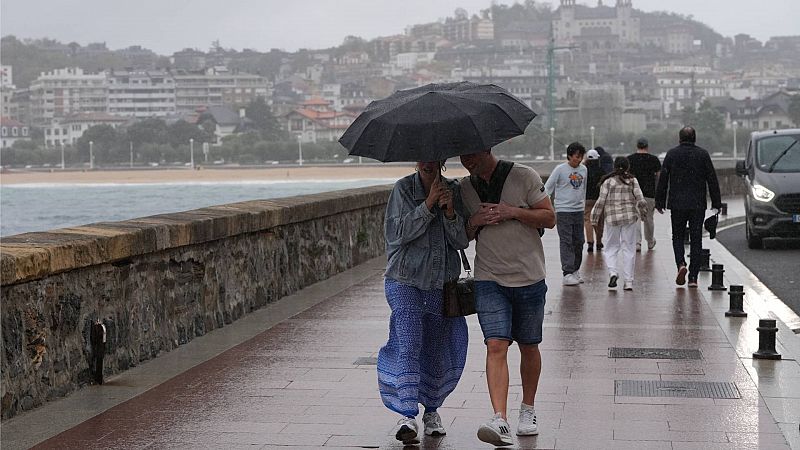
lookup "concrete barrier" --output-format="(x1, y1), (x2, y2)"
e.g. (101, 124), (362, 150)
(0, 185), (391, 419)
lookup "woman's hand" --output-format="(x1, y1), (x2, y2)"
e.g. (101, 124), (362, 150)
(438, 186), (455, 219)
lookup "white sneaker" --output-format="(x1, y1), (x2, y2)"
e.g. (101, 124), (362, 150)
(393, 417), (419, 444)
(517, 403), (539, 436)
(477, 413), (514, 446)
(577, 272), (585, 283)
(422, 411), (446, 436)
(563, 273), (580, 286)
(623, 281), (633, 291)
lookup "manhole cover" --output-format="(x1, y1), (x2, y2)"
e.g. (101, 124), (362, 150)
(615, 380), (740, 399)
(353, 357), (378, 365)
(609, 347), (702, 360)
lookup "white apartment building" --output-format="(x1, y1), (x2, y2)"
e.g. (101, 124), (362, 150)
(29, 68), (108, 126)
(44, 112), (127, 148)
(173, 67), (270, 114)
(394, 52), (436, 71)
(107, 70), (176, 117)
(452, 60), (549, 109)
(654, 66), (727, 117)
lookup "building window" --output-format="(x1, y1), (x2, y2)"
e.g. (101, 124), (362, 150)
(11, 127), (18, 136)
(1, 127), (6, 136)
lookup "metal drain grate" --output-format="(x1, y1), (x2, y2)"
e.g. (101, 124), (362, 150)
(353, 357), (378, 365)
(615, 380), (740, 399)
(609, 347), (702, 360)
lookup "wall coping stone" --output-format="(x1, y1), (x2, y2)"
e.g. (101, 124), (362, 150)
(1, 185), (392, 286)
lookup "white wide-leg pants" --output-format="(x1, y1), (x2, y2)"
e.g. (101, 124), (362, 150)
(603, 221), (638, 282)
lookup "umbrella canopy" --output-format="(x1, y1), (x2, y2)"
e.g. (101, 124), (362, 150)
(338, 81), (536, 162)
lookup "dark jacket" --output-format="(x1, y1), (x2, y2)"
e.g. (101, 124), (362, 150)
(655, 143), (722, 210)
(595, 147), (614, 174)
(585, 160), (604, 200)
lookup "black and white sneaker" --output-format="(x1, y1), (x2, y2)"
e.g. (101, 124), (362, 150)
(477, 413), (513, 446)
(423, 411), (446, 436)
(393, 417), (419, 444)
(608, 274), (618, 289)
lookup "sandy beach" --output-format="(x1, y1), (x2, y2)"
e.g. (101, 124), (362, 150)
(1, 165), (471, 185)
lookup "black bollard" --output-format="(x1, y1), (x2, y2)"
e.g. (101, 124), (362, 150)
(725, 285), (747, 317)
(708, 264), (727, 291)
(720, 202), (728, 216)
(753, 319), (781, 360)
(698, 249), (712, 272)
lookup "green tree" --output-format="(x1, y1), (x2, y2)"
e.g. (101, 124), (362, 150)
(245, 97), (284, 140)
(127, 118), (168, 146)
(167, 120), (211, 148)
(788, 95), (800, 127)
(77, 124), (119, 164)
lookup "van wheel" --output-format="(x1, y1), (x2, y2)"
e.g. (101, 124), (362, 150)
(746, 223), (763, 249)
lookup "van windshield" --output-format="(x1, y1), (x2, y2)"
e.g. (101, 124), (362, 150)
(756, 134), (800, 172)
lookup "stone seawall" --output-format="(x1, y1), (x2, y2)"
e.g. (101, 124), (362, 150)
(0, 186), (391, 420)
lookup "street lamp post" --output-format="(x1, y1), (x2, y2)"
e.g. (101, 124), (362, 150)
(590, 126), (595, 149)
(89, 141), (94, 170)
(203, 142), (209, 163)
(297, 135), (303, 166)
(60, 141), (65, 170)
(189, 138), (195, 169)
(549, 127), (555, 161)
(732, 121), (738, 160)
(130, 142), (134, 168)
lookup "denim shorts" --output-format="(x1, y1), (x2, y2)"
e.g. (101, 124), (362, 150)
(475, 280), (547, 345)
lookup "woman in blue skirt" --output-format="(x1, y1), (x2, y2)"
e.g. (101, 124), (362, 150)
(379, 160), (469, 445)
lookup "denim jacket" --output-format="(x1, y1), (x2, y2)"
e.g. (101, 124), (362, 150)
(384, 173), (469, 290)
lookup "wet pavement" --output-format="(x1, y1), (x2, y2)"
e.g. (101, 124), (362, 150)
(2, 198), (799, 449)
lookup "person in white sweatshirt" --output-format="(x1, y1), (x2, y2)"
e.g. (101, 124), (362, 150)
(544, 142), (587, 286)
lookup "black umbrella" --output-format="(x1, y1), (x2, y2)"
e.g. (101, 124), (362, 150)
(339, 81), (536, 162)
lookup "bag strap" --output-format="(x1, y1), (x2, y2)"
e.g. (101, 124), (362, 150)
(459, 249), (471, 273)
(470, 160), (514, 203)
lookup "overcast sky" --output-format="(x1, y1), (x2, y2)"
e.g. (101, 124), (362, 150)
(2, 0), (798, 55)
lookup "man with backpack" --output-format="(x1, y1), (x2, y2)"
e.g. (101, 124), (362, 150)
(459, 149), (556, 446)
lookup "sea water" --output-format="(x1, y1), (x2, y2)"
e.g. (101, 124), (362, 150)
(0, 179), (395, 237)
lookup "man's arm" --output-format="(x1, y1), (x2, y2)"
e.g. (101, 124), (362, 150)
(482, 197), (556, 230)
(655, 154), (670, 213)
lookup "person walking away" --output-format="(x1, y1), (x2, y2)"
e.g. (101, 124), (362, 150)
(583, 149), (605, 253)
(595, 145), (614, 175)
(544, 142), (588, 286)
(655, 127), (722, 288)
(591, 157), (648, 290)
(627, 138), (661, 252)
(459, 149), (556, 446)
(379, 160), (470, 444)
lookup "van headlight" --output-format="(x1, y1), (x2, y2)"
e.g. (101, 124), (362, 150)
(751, 184), (775, 202)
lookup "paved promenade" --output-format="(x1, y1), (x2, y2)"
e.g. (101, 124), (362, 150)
(3, 198), (799, 449)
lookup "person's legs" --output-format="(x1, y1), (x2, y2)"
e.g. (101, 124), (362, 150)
(687, 209), (705, 281)
(417, 290), (467, 435)
(670, 210), (689, 268)
(571, 212), (585, 273)
(596, 212), (605, 249)
(556, 212), (576, 275)
(620, 222), (638, 282)
(510, 280), (546, 436)
(643, 198), (656, 248)
(603, 223), (621, 279)
(584, 201), (595, 250)
(474, 281), (513, 418)
(378, 279), (424, 419)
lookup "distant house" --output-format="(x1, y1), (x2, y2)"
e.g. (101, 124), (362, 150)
(197, 105), (252, 145)
(709, 90), (798, 130)
(1, 117), (30, 148)
(281, 98), (356, 143)
(44, 112), (127, 148)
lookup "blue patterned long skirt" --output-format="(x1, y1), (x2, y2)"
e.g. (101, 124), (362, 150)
(377, 278), (469, 417)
